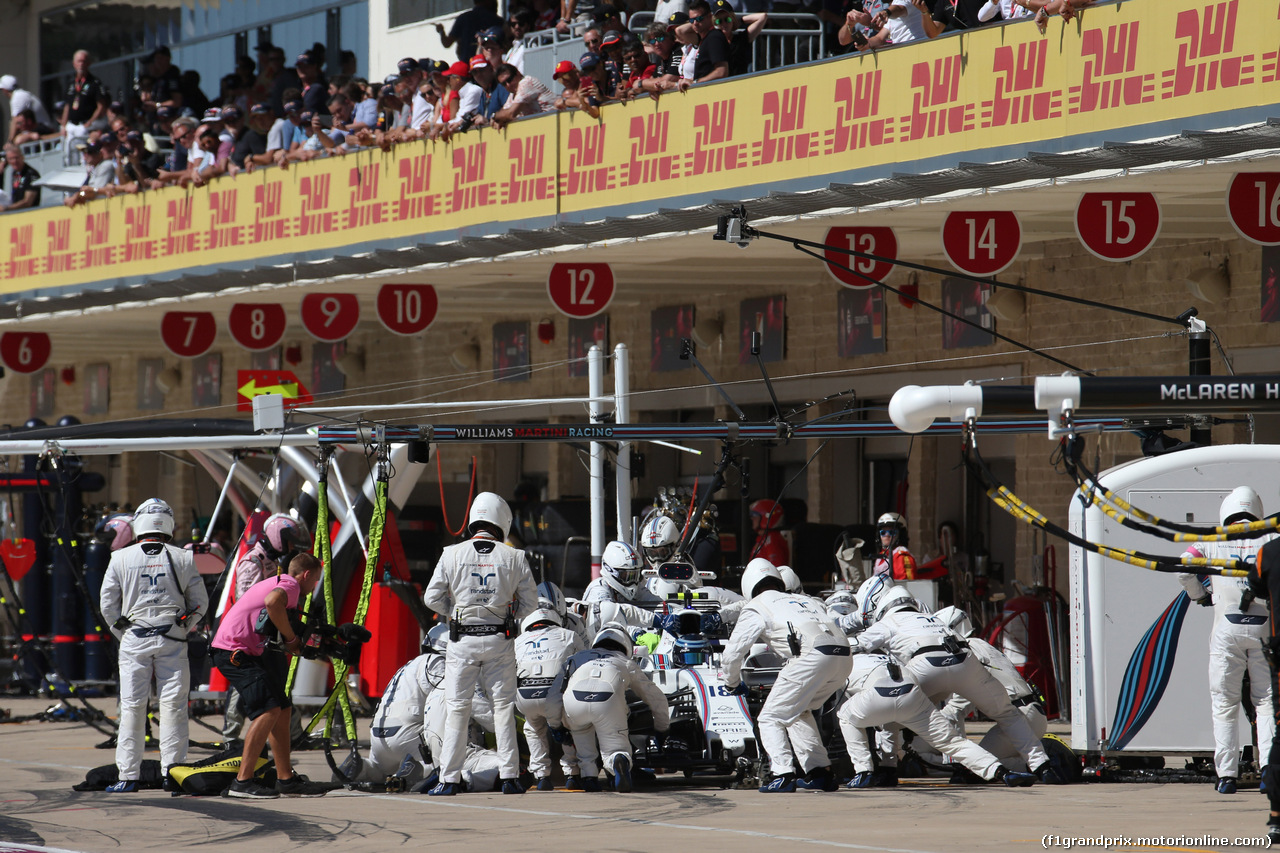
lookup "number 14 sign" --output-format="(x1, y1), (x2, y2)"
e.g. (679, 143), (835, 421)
(548, 263), (614, 319)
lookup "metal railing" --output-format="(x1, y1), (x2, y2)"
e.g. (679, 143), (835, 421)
(520, 12), (824, 88)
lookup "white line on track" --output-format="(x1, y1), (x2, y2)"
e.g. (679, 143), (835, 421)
(364, 793), (948, 853)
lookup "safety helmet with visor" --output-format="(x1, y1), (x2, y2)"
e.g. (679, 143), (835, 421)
(592, 624), (633, 657)
(601, 540), (643, 598)
(468, 492), (513, 539)
(132, 498), (175, 539)
(1220, 486), (1264, 527)
(639, 515), (681, 564)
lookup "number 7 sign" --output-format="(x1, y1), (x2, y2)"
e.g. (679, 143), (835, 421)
(548, 262), (614, 319)
(160, 311), (217, 358)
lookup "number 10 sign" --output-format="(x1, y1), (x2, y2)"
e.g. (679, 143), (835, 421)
(548, 263), (614, 319)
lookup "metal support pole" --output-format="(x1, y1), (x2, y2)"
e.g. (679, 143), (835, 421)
(613, 343), (631, 546)
(1188, 318), (1212, 446)
(589, 346), (605, 580)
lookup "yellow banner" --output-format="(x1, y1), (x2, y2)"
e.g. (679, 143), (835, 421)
(3, 0), (1273, 293)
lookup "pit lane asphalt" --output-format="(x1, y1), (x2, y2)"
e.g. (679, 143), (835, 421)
(0, 697), (1265, 853)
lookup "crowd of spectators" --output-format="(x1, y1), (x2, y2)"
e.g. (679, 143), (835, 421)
(1, 0), (1099, 209)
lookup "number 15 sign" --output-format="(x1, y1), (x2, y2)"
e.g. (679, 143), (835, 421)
(548, 263), (614, 319)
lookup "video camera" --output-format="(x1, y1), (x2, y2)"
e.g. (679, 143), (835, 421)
(299, 621), (372, 666)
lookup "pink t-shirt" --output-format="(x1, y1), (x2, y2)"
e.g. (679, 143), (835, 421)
(213, 573), (301, 655)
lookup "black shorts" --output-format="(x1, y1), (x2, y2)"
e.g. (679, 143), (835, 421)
(211, 647), (292, 720)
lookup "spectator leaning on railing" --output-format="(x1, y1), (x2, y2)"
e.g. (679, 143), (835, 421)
(491, 64), (555, 128)
(1, 76), (54, 142)
(65, 137), (116, 206)
(713, 2), (767, 77)
(2, 143), (40, 212)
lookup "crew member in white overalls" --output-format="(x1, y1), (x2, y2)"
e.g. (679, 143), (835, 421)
(100, 498), (207, 792)
(424, 492), (538, 795)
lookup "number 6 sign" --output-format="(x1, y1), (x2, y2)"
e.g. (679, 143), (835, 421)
(0, 332), (51, 374)
(301, 293), (360, 342)
(548, 262), (614, 319)
(160, 311), (217, 358)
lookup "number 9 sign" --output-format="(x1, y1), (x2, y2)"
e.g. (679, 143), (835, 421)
(0, 332), (51, 374)
(548, 263), (614, 319)
(228, 303), (287, 351)
(300, 293), (360, 342)
(160, 311), (217, 358)
(824, 226), (897, 288)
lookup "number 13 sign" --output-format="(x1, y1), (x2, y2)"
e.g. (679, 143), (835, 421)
(548, 263), (614, 319)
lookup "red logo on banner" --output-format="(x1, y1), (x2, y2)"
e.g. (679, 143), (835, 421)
(1075, 193), (1161, 262)
(236, 370), (313, 412)
(228, 303), (287, 351)
(548, 263), (614, 318)
(941, 212), (1021, 277)
(1227, 173), (1280, 246)
(160, 312), (217, 358)
(0, 332), (50, 374)
(824, 227), (897, 288)
(377, 284), (438, 336)
(300, 293), (360, 342)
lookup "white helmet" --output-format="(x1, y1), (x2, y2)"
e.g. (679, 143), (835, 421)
(877, 512), (905, 528)
(468, 492), (513, 539)
(933, 605), (974, 638)
(262, 512), (311, 559)
(1220, 486), (1263, 526)
(857, 574), (895, 625)
(741, 557), (784, 599)
(825, 588), (856, 616)
(777, 565), (802, 594)
(639, 515), (681, 565)
(422, 622), (450, 655)
(601, 540), (643, 599)
(537, 581), (567, 617)
(521, 607), (562, 633)
(592, 625), (633, 657)
(873, 586), (917, 622)
(98, 513), (134, 551)
(132, 498), (175, 539)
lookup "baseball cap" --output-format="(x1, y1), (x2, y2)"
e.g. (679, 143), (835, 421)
(553, 60), (577, 78)
(202, 107), (222, 121)
(125, 130), (144, 145)
(469, 55), (490, 70)
(428, 60), (450, 74)
(479, 26), (503, 42)
(299, 110), (315, 123)
(109, 100), (125, 113)
(445, 60), (470, 77)
(220, 105), (243, 120)
(296, 51), (316, 67)
(378, 84), (399, 100)
(250, 102), (272, 116)
(597, 3), (621, 18)
(667, 11), (689, 24)
(283, 99), (302, 114)
(75, 138), (103, 153)
(579, 52), (600, 70)
(156, 105), (175, 119)
(0, 75), (15, 91)
(602, 32), (622, 47)
(398, 57), (420, 75)
(712, 0), (734, 13)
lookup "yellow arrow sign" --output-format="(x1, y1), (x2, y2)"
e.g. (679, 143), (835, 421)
(238, 378), (300, 399)
(236, 370), (313, 412)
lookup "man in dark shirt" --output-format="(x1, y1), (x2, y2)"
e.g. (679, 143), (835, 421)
(639, 23), (686, 95)
(231, 103), (275, 169)
(714, 1), (768, 78)
(147, 46), (184, 113)
(3, 143), (40, 211)
(436, 0), (504, 63)
(296, 52), (330, 116)
(117, 130), (165, 192)
(689, 0), (729, 83)
(61, 49), (109, 138)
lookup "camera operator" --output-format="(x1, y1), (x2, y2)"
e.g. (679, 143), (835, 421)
(210, 552), (329, 798)
(99, 498), (208, 793)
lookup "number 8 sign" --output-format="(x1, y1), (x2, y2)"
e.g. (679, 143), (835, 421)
(228, 303), (287, 351)
(301, 293), (360, 342)
(548, 262), (614, 319)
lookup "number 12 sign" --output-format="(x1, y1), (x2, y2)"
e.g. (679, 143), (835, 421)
(548, 263), (614, 319)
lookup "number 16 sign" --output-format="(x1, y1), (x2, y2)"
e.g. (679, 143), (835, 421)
(548, 262), (614, 319)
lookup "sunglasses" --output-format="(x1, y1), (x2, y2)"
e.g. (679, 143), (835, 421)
(879, 528), (896, 535)
(714, 14), (733, 23)
(690, 13), (708, 22)
(647, 36), (667, 44)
